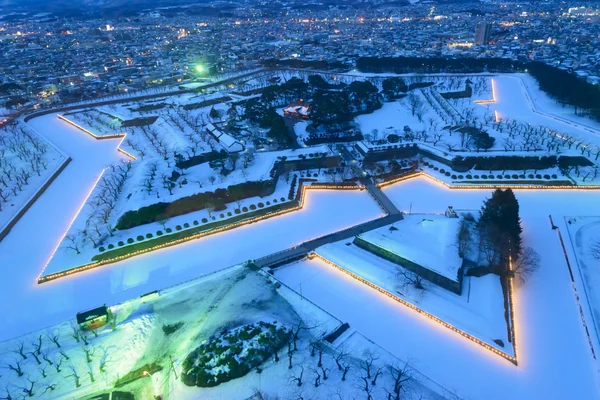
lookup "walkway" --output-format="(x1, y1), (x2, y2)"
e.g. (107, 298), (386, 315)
(256, 213), (404, 268)
(361, 177), (402, 215)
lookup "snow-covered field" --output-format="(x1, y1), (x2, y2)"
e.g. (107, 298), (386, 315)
(0, 264), (448, 400)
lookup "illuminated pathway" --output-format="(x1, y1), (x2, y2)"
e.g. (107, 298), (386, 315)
(487, 75), (600, 141)
(276, 176), (600, 400)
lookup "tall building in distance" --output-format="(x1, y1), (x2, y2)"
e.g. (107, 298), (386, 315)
(474, 22), (491, 45)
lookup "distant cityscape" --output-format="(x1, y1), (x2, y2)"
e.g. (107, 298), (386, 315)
(0, 1), (599, 118)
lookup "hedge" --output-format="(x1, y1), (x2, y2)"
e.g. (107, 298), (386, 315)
(92, 201), (299, 263)
(451, 155), (592, 173)
(115, 179), (277, 230)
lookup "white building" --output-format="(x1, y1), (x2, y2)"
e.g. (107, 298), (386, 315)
(206, 123), (244, 153)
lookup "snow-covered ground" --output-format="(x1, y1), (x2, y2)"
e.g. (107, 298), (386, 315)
(3, 72), (600, 399)
(0, 111), (382, 341)
(0, 264), (448, 400)
(565, 216), (600, 353)
(312, 237), (512, 356)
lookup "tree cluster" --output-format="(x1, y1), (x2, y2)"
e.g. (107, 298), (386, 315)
(0, 123), (51, 212)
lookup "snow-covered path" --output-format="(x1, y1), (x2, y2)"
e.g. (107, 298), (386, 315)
(276, 177), (600, 400)
(0, 114), (383, 341)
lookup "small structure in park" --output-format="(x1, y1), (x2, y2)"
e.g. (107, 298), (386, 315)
(205, 123), (244, 153)
(76, 305), (109, 331)
(445, 206), (458, 218)
(283, 100), (311, 119)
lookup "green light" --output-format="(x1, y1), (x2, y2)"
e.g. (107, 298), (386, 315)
(195, 65), (204, 73)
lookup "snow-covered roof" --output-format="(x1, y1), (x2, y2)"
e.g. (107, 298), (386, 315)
(283, 105), (310, 116)
(206, 123), (244, 152)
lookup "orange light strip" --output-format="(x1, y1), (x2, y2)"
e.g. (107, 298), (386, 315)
(473, 78), (497, 105)
(57, 114), (137, 160)
(37, 168), (107, 281)
(311, 252), (518, 365)
(37, 184), (362, 283)
(376, 171), (600, 190)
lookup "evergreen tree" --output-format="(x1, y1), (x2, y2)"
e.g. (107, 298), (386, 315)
(478, 189), (522, 272)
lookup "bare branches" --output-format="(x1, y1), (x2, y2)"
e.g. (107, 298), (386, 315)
(511, 247), (541, 283)
(591, 239), (600, 260)
(396, 268), (425, 292)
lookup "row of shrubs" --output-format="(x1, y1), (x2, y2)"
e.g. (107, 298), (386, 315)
(115, 179), (277, 230)
(288, 175), (298, 200)
(424, 163), (559, 180)
(440, 83), (473, 99)
(450, 155), (592, 172)
(99, 197), (288, 252)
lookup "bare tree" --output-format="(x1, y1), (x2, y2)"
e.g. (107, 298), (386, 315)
(82, 346), (95, 363)
(388, 362), (412, 400)
(312, 368), (321, 387)
(457, 219), (472, 258)
(22, 378), (35, 398)
(334, 347), (350, 371)
(341, 362), (351, 381)
(359, 376), (373, 400)
(291, 366), (304, 387)
(15, 342), (27, 360)
(48, 332), (61, 348)
(396, 268), (425, 291)
(591, 240), (600, 260)
(511, 247), (541, 283)
(67, 365), (81, 388)
(65, 234), (81, 254)
(360, 351), (380, 380)
(7, 361), (23, 377)
(405, 93), (424, 117)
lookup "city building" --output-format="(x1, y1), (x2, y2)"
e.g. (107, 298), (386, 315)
(475, 22), (492, 45)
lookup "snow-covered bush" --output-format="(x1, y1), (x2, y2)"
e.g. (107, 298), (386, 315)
(181, 321), (288, 388)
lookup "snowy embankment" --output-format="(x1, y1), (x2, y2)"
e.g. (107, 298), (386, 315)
(271, 176), (600, 399)
(357, 215), (463, 282)
(0, 123), (68, 237)
(491, 75), (600, 147)
(519, 73), (600, 133)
